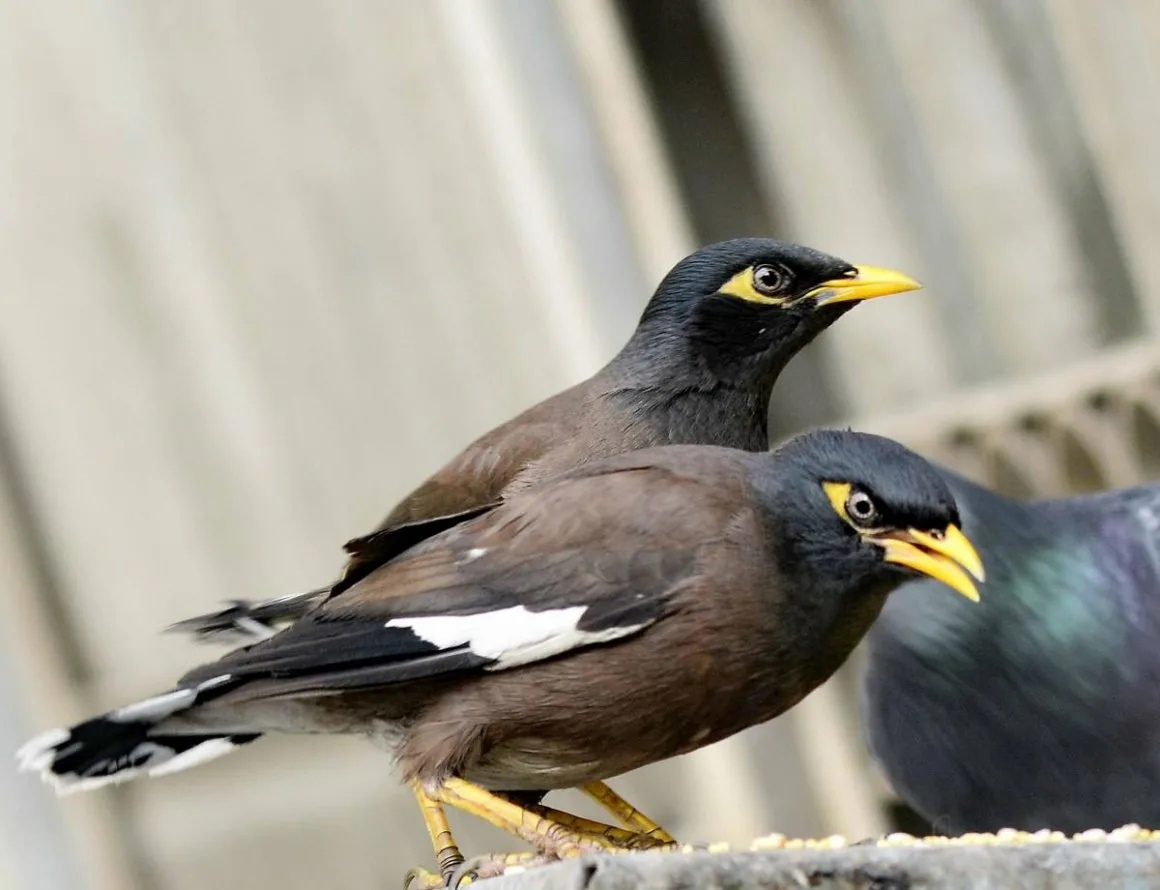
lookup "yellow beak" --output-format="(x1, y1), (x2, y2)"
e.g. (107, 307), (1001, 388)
(807, 265), (923, 306)
(871, 524), (985, 602)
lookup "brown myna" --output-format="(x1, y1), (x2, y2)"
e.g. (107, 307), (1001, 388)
(174, 238), (921, 647)
(20, 431), (983, 885)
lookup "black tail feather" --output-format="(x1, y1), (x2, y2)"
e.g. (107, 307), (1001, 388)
(17, 678), (258, 791)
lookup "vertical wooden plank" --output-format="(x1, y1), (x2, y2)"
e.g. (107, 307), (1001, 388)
(490, 0), (652, 342)
(706, 0), (958, 421)
(1043, 0), (1160, 326)
(977, 0), (1141, 343)
(856, 0), (1103, 372)
(0, 481), (138, 890)
(554, 0), (695, 282)
(429, 0), (608, 373)
(1, 1), (161, 885)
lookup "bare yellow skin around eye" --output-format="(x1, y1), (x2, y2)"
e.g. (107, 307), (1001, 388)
(822, 480), (854, 524)
(717, 266), (786, 306)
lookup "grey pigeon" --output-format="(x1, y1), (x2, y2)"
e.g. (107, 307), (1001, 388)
(862, 468), (1160, 834)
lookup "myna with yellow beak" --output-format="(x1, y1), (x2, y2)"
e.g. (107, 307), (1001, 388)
(21, 431), (982, 886)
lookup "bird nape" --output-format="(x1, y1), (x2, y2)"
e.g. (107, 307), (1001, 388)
(21, 431), (982, 887)
(862, 467), (1160, 835)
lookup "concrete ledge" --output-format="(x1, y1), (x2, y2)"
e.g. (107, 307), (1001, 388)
(483, 841), (1160, 890)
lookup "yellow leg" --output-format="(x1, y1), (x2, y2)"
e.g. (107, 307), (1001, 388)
(411, 781), (465, 881)
(432, 778), (639, 857)
(581, 781), (677, 844)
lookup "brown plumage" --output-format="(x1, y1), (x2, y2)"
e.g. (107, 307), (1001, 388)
(21, 431), (984, 873)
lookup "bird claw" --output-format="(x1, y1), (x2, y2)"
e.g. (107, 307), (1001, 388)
(445, 863), (476, 888)
(404, 852), (549, 889)
(402, 866), (446, 890)
(451, 852), (552, 885)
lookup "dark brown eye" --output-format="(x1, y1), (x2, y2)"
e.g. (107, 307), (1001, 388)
(752, 264), (788, 296)
(845, 489), (879, 525)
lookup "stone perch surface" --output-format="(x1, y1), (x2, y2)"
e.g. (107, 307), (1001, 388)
(480, 829), (1160, 890)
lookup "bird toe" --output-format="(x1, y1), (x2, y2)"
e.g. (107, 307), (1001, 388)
(402, 866), (446, 890)
(448, 853), (549, 886)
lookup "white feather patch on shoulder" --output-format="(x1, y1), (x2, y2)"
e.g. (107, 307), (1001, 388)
(386, 605), (648, 670)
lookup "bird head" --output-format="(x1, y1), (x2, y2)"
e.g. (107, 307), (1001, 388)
(635, 238), (921, 379)
(767, 430), (985, 603)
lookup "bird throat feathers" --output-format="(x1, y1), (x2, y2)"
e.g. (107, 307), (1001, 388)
(684, 294), (841, 383)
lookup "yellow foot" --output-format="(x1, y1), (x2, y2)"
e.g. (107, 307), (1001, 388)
(404, 852), (550, 889)
(528, 804), (675, 852)
(432, 778), (664, 858)
(453, 852), (553, 885)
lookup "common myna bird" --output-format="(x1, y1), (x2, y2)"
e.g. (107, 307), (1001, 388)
(21, 431), (983, 885)
(862, 470), (1160, 834)
(175, 238), (921, 646)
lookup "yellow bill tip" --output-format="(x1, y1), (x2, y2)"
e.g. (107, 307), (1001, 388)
(875, 524), (984, 602)
(910, 525), (986, 583)
(810, 265), (923, 306)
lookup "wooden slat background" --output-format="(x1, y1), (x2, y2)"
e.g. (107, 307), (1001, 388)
(4, 1), (1159, 888)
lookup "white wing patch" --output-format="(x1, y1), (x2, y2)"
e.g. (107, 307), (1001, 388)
(386, 604), (648, 671)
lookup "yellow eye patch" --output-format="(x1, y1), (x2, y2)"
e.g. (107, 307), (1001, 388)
(823, 481), (854, 524)
(717, 266), (786, 305)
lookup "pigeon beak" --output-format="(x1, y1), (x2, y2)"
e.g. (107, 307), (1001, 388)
(807, 265), (923, 306)
(870, 524), (985, 602)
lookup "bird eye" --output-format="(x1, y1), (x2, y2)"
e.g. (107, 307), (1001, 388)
(845, 489), (879, 526)
(752, 264), (789, 296)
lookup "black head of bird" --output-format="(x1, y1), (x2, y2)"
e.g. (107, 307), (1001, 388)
(764, 430), (985, 612)
(627, 237), (921, 386)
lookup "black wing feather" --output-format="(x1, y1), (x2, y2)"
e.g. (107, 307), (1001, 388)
(181, 547), (694, 691)
(335, 502), (501, 595)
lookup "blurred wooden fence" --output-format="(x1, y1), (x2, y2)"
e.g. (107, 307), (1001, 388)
(5, 1), (1160, 888)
